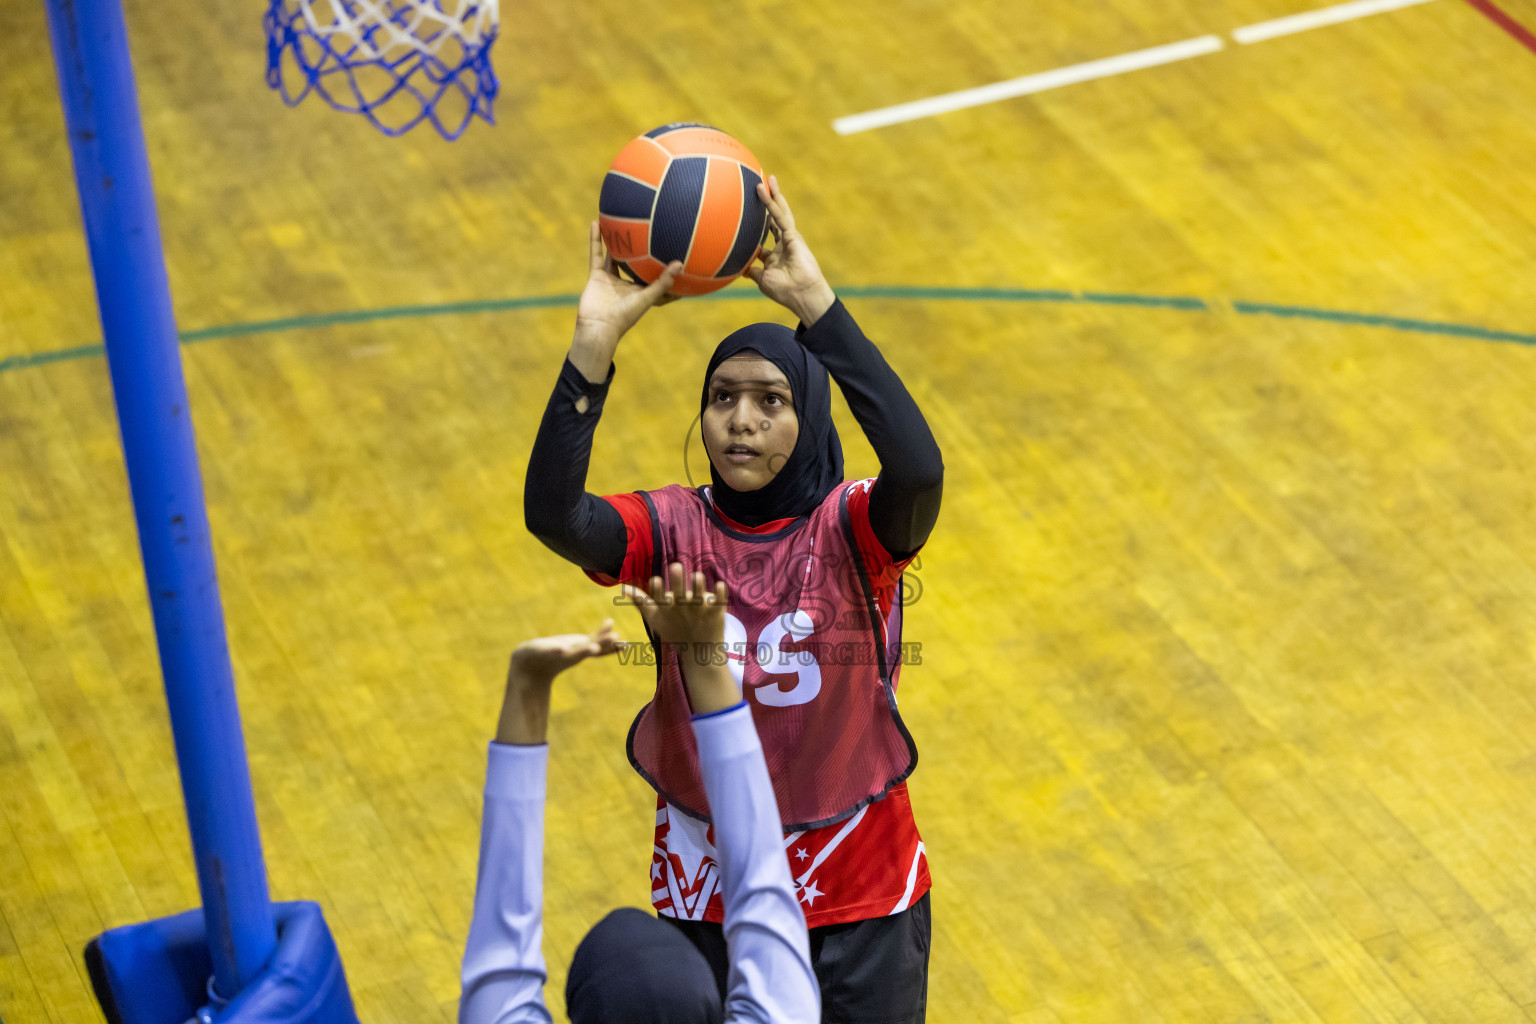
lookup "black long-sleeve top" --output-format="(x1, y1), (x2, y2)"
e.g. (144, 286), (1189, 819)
(524, 298), (943, 577)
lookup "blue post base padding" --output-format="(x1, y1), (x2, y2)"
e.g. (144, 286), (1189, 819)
(84, 901), (359, 1024)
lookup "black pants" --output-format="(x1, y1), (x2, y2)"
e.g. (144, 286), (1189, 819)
(661, 891), (930, 1024)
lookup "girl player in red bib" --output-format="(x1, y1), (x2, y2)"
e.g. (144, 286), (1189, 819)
(525, 177), (943, 1024)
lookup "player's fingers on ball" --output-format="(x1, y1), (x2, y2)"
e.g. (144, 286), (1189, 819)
(760, 185), (785, 220)
(647, 262), (682, 302)
(649, 262), (677, 288)
(589, 222), (604, 270)
(771, 186), (797, 229)
(767, 174), (785, 207)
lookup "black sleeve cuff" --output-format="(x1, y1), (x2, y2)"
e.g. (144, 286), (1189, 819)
(558, 357), (615, 412)
(793, 296), (852, 350)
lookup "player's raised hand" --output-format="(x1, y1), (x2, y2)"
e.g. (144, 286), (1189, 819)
(743, 176), (836, 327)
(510, 618), (624, 681)
(570, 222), (683, 381)
(625, 564), (740, 714)
(497, 619), (624, 745)
(623, 563), (728, 647)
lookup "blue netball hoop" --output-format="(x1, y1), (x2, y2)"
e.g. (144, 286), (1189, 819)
(264, 0), (500, 140)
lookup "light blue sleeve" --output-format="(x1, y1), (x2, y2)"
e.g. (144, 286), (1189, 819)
(459, 743), (554, 1024)
(693, 706), (822, 1024)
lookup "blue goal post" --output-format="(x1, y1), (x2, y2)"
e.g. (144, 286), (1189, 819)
(42, 0), (357, 1019)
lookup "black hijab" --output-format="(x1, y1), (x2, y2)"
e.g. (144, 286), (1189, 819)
(701, 323), (843, 527)
(565, 908), (723, 1024)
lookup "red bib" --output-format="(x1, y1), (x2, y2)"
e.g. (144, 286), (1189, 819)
(628, 483), (917, 830)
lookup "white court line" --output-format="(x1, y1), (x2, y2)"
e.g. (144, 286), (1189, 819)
(833, 0), (1440, 134)
(1233, 0), (1437, 43)
(831, 35), (1224, 135)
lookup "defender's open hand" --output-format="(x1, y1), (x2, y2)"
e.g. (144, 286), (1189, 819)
(625, 565), (740, 714)
(510, 619), (624, 681)
(497, 619), (624, 744)
(623, 563), (728, 648)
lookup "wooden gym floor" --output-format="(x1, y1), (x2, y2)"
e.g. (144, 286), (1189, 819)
(4, 0), (1536, 1020)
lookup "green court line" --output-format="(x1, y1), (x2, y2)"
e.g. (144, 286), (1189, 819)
(175, 293), (585, 344)
(2, 287), (1532, 378)
(839, 285), (1080, 303)
(1232, 301), (1536, 346)
(0, 343), (108, 374)
(1078, 291), (1208, 310)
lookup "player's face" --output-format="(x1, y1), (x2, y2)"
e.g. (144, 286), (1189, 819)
(703, 355), (799, 492)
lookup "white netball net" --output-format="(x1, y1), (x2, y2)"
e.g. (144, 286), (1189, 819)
(265, 0), (501, 140)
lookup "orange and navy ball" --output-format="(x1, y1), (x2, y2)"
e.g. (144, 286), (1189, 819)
(598, 123), (769, 297)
